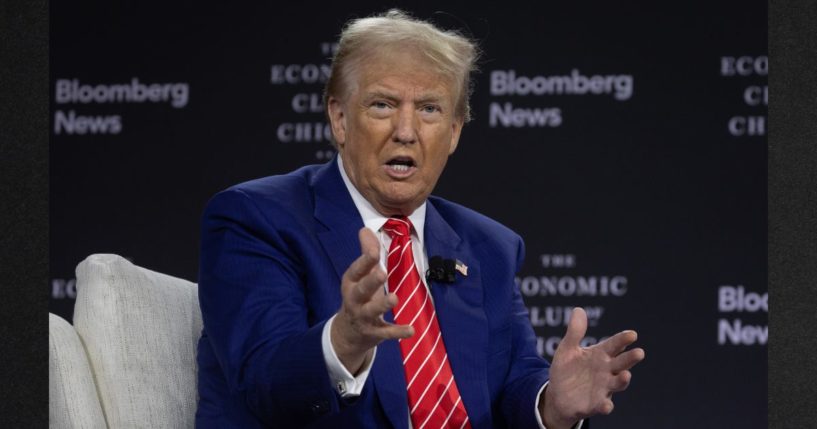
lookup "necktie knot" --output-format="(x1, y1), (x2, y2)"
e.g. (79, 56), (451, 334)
(383, 217), (411, 238)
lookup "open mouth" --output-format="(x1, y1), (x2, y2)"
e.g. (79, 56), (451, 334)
(385, 157), (416, 173)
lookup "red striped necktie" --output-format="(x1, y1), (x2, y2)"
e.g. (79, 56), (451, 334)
(383, 217), (471, 429)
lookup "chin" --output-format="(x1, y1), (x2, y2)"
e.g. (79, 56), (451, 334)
(375, 184), (430, 214)
(376, 196), (419, 216)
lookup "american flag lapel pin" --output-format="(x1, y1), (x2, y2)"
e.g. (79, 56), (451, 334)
(455, 259), (468, 276)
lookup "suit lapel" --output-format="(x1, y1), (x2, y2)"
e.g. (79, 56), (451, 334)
(313, 158), (364, 282)
(424, 201), (491, 429)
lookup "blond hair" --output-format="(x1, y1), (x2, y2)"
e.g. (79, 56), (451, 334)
(324, 9), (479, 123)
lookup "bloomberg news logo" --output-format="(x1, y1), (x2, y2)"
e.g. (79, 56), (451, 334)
(488, 69), (634, 128)
(717, 285), (767, 346)
(53, 78), (190, 135)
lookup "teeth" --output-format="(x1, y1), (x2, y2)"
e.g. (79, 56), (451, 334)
(390, 164), (410, 172)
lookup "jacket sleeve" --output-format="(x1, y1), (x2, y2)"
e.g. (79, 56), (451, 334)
(499, 235), (552, 428)
(198, 188), (342, 427)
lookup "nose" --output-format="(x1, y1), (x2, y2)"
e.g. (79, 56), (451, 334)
(392, 104), (418, 144)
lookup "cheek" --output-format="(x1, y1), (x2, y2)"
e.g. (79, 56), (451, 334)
(422, 151), (450, 184)
(427, 134), (454, 167)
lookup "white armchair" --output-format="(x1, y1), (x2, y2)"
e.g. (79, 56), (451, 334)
(49, 313), (107, 428)
(49, 254), (202, 428)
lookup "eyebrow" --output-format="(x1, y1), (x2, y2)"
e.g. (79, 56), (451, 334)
(362, 91), (400, 103)
(362, 90), (447, 105)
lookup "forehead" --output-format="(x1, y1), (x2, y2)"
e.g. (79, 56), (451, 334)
(350, 49), (456, 100)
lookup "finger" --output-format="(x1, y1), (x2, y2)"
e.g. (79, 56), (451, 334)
(608, 370), (632, 393)
(597, 398), (614, 415)
(373, 321), (415, 340)
(351, 266), (387, 304)
(360, 292), (398, 320)
(342, 228), (381, 283)
(560, 307), (587, 349)
(600, 330), (638, 356)
(344, 251), (379, 285)
(610, 347), (645, 373)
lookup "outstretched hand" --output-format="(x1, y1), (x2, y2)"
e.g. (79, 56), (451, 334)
(541, 307), (645, 429)
(331, 227), (415, 374)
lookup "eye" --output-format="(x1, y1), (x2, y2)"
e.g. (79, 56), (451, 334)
(371, 101), (391, 110)
(421, 104), (441, 114)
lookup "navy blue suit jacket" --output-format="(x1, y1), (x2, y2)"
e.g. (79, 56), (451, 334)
(196, 159), (551, 428)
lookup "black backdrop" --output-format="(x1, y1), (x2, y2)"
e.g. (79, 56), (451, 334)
(49, 2), (767, 427)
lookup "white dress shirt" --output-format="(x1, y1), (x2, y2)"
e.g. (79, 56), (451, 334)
(321, 157), (580, 429)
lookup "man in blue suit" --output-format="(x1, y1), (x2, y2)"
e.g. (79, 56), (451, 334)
(196, 9), (644, 429)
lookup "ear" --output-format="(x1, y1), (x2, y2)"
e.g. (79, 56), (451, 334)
(327, 96), (347, 147)
(448, 118), (463, 155)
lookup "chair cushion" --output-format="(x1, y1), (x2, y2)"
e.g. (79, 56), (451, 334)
(73, 254), (202, 428)
(49, 313), (108, 429)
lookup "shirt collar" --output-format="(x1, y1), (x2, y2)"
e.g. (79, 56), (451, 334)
(337, 156), (426, 245)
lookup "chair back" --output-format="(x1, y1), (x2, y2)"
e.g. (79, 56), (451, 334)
(73, 254), (202, 428)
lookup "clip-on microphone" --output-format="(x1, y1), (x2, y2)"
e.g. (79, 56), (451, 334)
(426, 256), (457, 284)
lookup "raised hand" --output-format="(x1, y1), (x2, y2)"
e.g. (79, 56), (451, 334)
(541, 307), (645, 429)
(331, 227), (415, 374)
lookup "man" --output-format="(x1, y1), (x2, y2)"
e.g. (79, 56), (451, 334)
(196, 10), (644, 429)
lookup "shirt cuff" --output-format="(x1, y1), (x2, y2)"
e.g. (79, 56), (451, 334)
(534, 382), (585, 429)
(321, 314), (376, 397)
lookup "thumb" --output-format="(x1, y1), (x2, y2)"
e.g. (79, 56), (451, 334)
(358, 227), (380, 261)
(560, 307), (588, 349)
